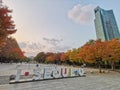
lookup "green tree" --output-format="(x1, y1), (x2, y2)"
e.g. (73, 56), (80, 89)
(34, 52), (46, 63)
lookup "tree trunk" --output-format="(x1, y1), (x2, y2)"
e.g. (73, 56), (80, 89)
(104, 61), (108, 70)
(99, 64), (102, 73)
(111, 62), (115, 71)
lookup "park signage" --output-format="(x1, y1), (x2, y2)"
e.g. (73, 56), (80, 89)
(10, 65), (85, 84)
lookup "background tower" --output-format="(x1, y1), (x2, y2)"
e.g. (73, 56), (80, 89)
(94, 6), (120, 41)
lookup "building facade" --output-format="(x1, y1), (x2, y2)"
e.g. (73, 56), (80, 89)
(94, 6), (120, 41)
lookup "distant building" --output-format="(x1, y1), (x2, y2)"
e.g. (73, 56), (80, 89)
(94, 6), (120, 41)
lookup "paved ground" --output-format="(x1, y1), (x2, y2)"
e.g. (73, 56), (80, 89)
(0, 64), (120, 90)
(0, 71), (120, 90)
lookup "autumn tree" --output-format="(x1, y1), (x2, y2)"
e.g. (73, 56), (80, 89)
(103, 39), (120, 70)
(0, 37), (24, 62)
(45, 52), (55, 63)
(78, 39), (120, 72)
(54, 53), (62, 64)
(78, 43), (95, 64)
(34, 38), (120, 71)
(0, 1), (16, 53)
(60, 52), (69, 64)
(78, 39), (105, 72)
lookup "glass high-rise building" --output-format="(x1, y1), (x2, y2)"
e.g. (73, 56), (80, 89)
(94, 6), (120, 41)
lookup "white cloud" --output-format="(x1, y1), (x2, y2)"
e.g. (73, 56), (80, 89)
(42, 37), (71, 52)
(43, 37), (63, 46)
(19, 42), (46, 56)
(68, 4), (95, 24)
(18, 38), (71, 56)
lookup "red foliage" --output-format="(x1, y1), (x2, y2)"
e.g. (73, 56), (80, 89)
(11, 48), (24, 59)
(0, 4), (17, 49)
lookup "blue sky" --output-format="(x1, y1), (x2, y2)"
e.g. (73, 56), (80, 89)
(3, 0), (120, 56)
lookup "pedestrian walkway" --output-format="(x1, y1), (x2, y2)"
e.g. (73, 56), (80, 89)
(0, 71), (120, 90)
(0, 64), (120, 90)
